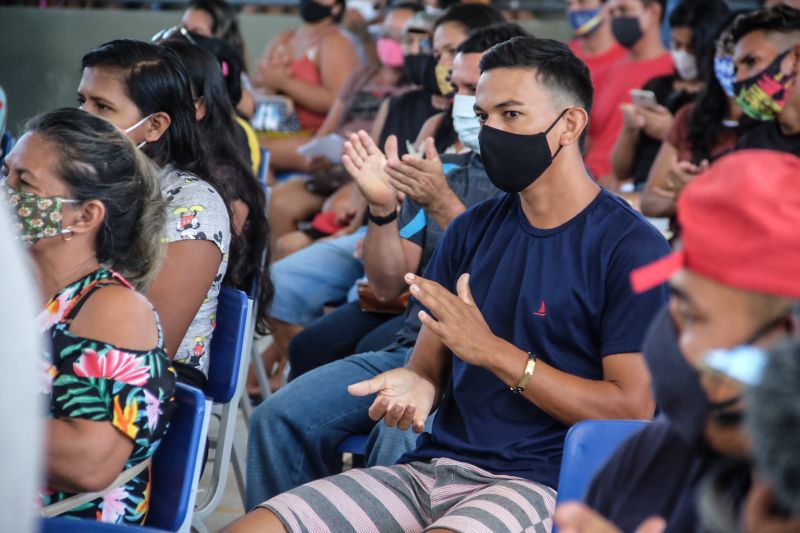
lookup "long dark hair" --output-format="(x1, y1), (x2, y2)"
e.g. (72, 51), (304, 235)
(187, 0), (245, 56)
(161, 39), (273, 335)
(80, 40), (214, 185)
(668, 0), (731, 81)
(188, 32), (246, 111)
(686, 11), (751, 164)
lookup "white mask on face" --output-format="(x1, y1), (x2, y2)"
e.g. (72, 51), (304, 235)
(120, 114), (154, 149)
(671, 49), (698, 81)
(452, 94), (480, 153)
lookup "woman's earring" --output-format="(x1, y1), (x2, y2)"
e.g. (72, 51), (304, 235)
(61, 226), (74, 242)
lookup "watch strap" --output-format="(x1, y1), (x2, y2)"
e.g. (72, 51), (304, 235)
(368, 207), (398, 226)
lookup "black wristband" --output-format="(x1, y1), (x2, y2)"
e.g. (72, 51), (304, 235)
(368, 208), (398, 226)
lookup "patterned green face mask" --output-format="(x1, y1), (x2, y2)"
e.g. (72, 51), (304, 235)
(2, 182), (79, 246)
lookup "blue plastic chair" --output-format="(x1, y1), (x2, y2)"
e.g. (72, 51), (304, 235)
(42, 384), (207, 533)
(193, 287), (252, 531)
(556, 420), (649, 504)
(147, 383), (208, 532)
(41, 517), (166, 532)
(257, 147), (270, 187)
(336, 434), (369, 456)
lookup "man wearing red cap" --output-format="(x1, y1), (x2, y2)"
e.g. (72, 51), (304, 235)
(555, 149), (800, 533)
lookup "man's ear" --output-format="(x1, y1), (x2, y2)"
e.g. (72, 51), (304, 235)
(644, 1), (662, 32)
(558, 107), (589, 148)
(144, 111), (172, 143)
(195, 96), (207, 122)
(65, 199), (106, 238)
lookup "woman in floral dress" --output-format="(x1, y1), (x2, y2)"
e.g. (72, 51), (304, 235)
(2, 108), (176, 524)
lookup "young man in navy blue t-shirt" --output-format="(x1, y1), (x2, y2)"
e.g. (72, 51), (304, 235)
(228, 36), (669, 533)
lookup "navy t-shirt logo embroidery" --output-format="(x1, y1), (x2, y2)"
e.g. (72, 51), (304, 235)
(534, 300), (547, 317)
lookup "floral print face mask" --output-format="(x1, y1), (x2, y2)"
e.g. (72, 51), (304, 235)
(2, 181), (80, 246)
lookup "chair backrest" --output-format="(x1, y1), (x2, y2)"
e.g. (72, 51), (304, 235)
(146, 383), (206, 532)
(257, 147), (270, 187)
(556, 419), (649, 504)
(206, 286), (249, 403)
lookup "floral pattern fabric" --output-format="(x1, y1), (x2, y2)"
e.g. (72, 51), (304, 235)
(161, 167), (230, 377)
(40, 268), (177, 524)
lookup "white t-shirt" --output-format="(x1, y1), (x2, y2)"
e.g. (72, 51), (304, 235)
(161, 167), (231, 377)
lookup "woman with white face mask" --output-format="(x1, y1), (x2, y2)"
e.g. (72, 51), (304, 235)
(641, 11), (755, 221)
(78, 39), (233, 390)
(610, 0), (730, 193)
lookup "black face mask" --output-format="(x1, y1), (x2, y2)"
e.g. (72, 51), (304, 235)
(644, 307), (711, 445)
(478, 109), (567, 193)
(299, 0), (333, 23)
(403, 54), (443, 95)
(646, 305), (791, 443)
(612, 16), (643, 49)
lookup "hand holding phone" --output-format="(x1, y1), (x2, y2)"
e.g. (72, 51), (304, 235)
(630, 89), (659, 110)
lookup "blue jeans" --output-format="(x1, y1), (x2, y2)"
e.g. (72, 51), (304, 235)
(269, 228), (365, 326)
(246, 346), (411, 509)
(288, 302), (406, 380)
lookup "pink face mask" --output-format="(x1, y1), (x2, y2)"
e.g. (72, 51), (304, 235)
(376, 37), (404, 68)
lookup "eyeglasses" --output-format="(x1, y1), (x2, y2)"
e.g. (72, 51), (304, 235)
(151, 25), (197, 45)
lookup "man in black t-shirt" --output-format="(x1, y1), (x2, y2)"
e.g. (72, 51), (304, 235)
(554, 150), (800, 533)
(731, 6), (800, 154)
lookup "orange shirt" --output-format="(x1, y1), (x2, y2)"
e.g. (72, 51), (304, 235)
(584, 52), (674, 179)
(290, 55), (326, 132)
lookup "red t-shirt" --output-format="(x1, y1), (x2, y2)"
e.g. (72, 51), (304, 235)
(569, 40), (628, 89)
(665, 103), (740, 163)
(584, 52), (674, 179)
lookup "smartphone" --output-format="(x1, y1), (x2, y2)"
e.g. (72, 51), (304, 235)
(701, 345), (767, 387)
(630, 89), (659, 110)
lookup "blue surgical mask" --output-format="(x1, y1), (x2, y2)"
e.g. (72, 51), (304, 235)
(714, 54), (736, 98)
(452, 94), (480, 153)
(568, 8), (602, 38)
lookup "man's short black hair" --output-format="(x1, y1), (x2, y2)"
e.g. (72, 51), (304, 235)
(730, 4), (800, 45)
(456, 23), (530, 55)
(479, 36), (593, 114)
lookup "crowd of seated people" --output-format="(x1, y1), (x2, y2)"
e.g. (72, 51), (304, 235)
(6, 0), (800, 530)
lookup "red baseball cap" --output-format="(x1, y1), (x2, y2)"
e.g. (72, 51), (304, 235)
(631, 150), (800, 298)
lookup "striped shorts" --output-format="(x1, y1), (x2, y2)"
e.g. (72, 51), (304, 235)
(260, 457), (557, 533)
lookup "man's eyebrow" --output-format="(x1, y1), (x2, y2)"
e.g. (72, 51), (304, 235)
(669, 284), (697, 308)
(495, 99), (525, 109)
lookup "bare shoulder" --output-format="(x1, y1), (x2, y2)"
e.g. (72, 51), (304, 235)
(69, 285), (160, 351)
(321, 28), (358, 53)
